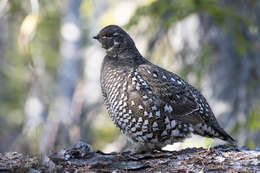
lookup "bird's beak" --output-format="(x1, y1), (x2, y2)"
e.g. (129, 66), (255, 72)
(93, 35), (99, 40)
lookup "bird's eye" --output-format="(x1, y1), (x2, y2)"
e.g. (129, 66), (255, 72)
(103, 34), (112, 38)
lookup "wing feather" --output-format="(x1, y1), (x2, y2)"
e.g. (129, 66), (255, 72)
(138, 64), (200, 120)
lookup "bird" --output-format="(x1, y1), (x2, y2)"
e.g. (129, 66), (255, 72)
(93, 25), (236, 153)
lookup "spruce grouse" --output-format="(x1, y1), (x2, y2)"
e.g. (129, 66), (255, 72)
(94, 25), (236, 152)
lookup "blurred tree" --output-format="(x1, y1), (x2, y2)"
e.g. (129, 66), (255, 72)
(0, 0), (65, 152)
(0, 1), (29, 152)
(40, 0), (83, 153)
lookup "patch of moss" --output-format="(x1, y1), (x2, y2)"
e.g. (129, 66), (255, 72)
(92, 123), (120, 150)
(246, 140), (256, 149)
(246, 106), (260, 133)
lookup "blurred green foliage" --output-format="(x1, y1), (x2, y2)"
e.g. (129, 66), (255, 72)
(127, 0), (257, 59)
(247, 104), (260, 133)
(92, 123), (120, 149)
(127, 0), (250, 28)
(0, 0), (63, 152)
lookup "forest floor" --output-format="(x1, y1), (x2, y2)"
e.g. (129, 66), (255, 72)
(0, 141), (260, 172)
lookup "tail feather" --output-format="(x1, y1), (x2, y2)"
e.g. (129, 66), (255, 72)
(193, 123), (237, 145)
(217, 128), (237, 146)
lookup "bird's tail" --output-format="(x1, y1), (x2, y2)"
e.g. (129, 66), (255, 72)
(215, 127), (237, 146)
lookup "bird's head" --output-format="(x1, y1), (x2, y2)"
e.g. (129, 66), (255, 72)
(93, 25), (137, 57)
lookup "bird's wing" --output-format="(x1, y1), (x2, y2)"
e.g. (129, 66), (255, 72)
(138, 63), (202, 123)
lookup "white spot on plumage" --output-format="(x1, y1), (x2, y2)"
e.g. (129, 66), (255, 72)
(153, 73), (158, 78)
(123, 113), (129, 118)
(207, 126), (212, 132)
(149, 112), (153, 118)
(152, 105), (157, 111)
(138, 105), (144, 110)
(113, 100), (118, 106)
(171, 120), (177, 128)
(131, 100), (135, 106)
(123, 96), (127, 102)
(132, 76), (137, 82)
(166, 123), (171, 130)
(131, 127), (136, 132)
(161, 130), (168, 136)
(202, 124), (207, 131)
(146, 133), (153, 138)
(136, 131), (143, 136)
(138, 117), (143, 123)
(153, 122), (158, 128)
(165, 116), (170, 124)
(136, 85), (141, 91)
(164, 104), (173, 113)
(142, 126), (148, 132)
(171, 129), (179, 136)
(143, 95), (148, 99)
(155, 111), (161, 117)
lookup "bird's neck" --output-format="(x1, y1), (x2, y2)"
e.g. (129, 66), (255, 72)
(118, 47), (141, 59)
(103, 49), (146, 70)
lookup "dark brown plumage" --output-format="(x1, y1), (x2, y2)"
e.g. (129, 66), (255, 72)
(94, 25), (236, 152)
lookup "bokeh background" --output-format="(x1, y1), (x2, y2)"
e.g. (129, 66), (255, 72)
(0, 0), (259, 154)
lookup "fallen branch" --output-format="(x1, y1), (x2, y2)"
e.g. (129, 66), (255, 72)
(0, 141), (259, 172)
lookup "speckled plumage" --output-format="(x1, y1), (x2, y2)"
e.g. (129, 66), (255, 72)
(94, 25), (236, 152)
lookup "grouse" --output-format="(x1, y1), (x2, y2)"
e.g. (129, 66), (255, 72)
(93, 25), (236, 152)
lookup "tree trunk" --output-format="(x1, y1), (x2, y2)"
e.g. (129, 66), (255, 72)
(40, 0), (82, 153)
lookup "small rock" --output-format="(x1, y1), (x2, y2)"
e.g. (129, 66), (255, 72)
(64, 141), (95, 160)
